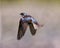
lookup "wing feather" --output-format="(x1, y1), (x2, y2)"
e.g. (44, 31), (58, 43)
(17, 19), (27, 40)
(28, 23), (37, 35)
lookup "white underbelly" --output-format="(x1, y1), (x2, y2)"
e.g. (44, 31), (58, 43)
(33, 23), (38, 29)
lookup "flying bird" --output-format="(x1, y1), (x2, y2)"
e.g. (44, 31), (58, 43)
(17, 12), (43, 40)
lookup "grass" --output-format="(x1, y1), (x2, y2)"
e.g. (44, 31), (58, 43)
(0, 0), (60, 5)
(0, 0), (24, 5)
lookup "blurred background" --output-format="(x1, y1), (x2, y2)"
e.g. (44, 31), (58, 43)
(1, 0), (60, 48)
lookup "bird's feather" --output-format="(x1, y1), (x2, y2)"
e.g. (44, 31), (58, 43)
(28, 23), (37, 35)
(17, 19), (27, 40)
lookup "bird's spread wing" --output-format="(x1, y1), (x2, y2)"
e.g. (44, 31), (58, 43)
(17, 19), (27, 40)
(28, 23), (37, 35)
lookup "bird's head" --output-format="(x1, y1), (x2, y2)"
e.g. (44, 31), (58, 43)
(20, 12), (27, 17)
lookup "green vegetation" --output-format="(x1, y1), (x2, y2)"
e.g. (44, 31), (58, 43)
(33, 0), (60, 4)
(1, 0), (60, 3)
(1, 0), (22, 2)
(0, 0), (24, 4)
(0, 0), (60, 4)
(1, 0), (20, 2)
(33, 0), (60, 2)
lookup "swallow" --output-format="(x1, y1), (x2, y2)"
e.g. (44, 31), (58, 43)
(17, 12), (42, 40)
